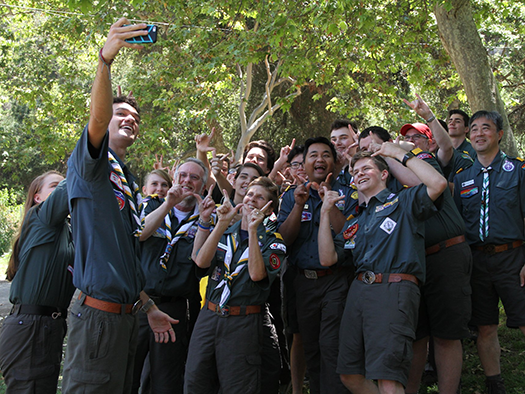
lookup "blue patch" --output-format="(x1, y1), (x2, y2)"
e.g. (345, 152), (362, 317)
(113, 189), (126, 210)
(301, 211), (312, 222)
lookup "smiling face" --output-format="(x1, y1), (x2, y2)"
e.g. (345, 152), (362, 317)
(304, 142), (335, 183)
(108, 102), (141, 149)
(448, 114), (468, 138)
(403, 128), (430, 151)
(289, 153), (307, 180)
(143, 173), (171, 199)
(234, 166), (261, 200)
(469, 116), (503, 156)
(242, 185), (272, 216)
(352, 158), (388, 197)
(330, 127), (354, 156)
(34, 173), (64, 204)
(175, 162), (205, 196)
(244, 147), (269, 174)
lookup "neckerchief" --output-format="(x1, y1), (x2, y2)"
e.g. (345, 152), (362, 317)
(214, 234), (249, 307)
(159, 205), (200, 271)
(108, 151), (142, 236)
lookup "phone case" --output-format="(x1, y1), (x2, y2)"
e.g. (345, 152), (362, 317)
(125, 25), (157, 44)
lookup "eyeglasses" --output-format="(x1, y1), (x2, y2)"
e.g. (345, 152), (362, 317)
(404, 134), (428, 142)
(290, 162), (304, 169)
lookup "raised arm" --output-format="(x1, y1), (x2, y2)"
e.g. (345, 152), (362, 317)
(373, 142), (447, 201)
(403, 94), (453, 167)
(89, 18), (148, 149)
(277, 175), (310, 245)
(247, 201), (273, 281)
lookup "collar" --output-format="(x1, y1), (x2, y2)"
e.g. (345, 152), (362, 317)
(358, 188), (391, 213)
(473, 150), (505, 174)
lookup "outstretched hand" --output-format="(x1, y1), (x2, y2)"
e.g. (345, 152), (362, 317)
(194, 184), (216, 222)
(293, 174), (310, 206)
(195, 127), (216, 154)
(146, 308), (179, 343)
(402, 93), (433, 121)
(101, 18), (149, 62)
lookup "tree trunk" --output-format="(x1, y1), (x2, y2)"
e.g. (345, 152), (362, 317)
(434, 0), (518, 156)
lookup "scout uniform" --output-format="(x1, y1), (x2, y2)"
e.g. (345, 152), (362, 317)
(184, 221), (285, 394)
(132, 196), (206, 394)
(457, 138), (477, 160)
(277, 180), (357, 394)
(413, 150), (472, 343)
(0, 181), (75, 393)
(334, 184), (438, 386)
(63, 127), (145, 393)
(453, 151), (525, 329)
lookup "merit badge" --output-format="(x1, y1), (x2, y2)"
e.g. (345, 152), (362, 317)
(301, 211), (312, 222)
(343, 223), (358, 240)
(351, 191), (359, 200)
(461, 179), (474, 188)
(211, 267), (221, 281)
(113, 189), (126, 210)
(344, 239), (356, 249)
(460, 186), (478, 198)
(270, 243), (287, 253)
(335, 199), (345, 210)
(503, 160), (515, 172)
(416, 152), (433, 160)
(110, 172), (123, 191)
(187, 225), (197, 238)
(269, 253), (281, 269)
(380, 217), (397, 234)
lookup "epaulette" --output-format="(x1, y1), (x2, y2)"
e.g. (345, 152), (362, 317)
(516, 157), (524, 162)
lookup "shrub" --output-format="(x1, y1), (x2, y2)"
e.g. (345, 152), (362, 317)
(0, 188), (22, 256)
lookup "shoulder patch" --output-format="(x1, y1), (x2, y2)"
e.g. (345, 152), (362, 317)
(456, 167), (465, 175)
(516, 157), (524, 162)
(269, 254), (281, 269)
(273, 232), (283, 241)
(270, 243), (286, 253)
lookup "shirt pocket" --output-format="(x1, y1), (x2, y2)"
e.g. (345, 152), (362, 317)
(495, 176), (518, 209)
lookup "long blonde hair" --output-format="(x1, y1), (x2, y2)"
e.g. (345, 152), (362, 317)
(5, 171), (63, 281)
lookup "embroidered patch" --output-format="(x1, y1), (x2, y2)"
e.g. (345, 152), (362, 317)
(460, 186), (478, 198)
(110, 172), (123, 190)
(416, 152), (433, 160)
(387, 193), (396, 199)
(461, 179), (475, 188)
(351, 191), (359, 200)
(258, 241), (264, 247)
(344, 239), (356, 249)
(522, 162), (525, 170)
(380, 217), (397, 234)
(187, 225), (197, 238)
(270, 243), (287, 253)
(113, 189), (126, 210)
(269, 253), (281, 269)
(375, 197), (399, 213)
(210, 266), (221, 281)
(503, 160), (515, 172)
(301, 211), (312, 222)
(274, 232), (284, 241)
(343, 224), (358, 240)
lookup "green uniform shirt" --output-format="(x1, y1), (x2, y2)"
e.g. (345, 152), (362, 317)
(206, 221), (285, 306)
(9, 180), (76, 309)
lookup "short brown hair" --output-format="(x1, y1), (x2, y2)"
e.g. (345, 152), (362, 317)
(248, 177), (279, 214)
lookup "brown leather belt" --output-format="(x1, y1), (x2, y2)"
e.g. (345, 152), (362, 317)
(298, 268), (334, 279)
(207, 301), (261, 317)
(426, 235), (466, 256)
(473, 240), (523, 255)
(80, 292), (135, 314)
(357, 272), (419, 286)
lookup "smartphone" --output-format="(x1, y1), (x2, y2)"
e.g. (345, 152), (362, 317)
(125, 25), (157, 44)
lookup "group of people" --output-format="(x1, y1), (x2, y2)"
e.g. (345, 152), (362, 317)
(0, 18), (524, 394)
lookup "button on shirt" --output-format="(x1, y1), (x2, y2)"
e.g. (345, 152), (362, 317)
(453, 151), (525, 246)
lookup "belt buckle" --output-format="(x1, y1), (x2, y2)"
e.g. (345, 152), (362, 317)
(215, 304), (230, 317)
(132, 300), (142, 315)
(362, 271), (376, 284)
(483, 244), (496, 255)
(304, 269), (318, 280)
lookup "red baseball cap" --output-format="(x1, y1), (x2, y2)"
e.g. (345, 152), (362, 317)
(400, 123), (433, 140)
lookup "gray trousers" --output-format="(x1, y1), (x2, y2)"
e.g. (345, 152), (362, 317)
(62, 297), (139, 394)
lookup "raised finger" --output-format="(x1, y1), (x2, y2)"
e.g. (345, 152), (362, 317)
(261, 200), (273, 215)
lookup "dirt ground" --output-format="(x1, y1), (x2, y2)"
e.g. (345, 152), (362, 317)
(0, 279), (11, 328)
